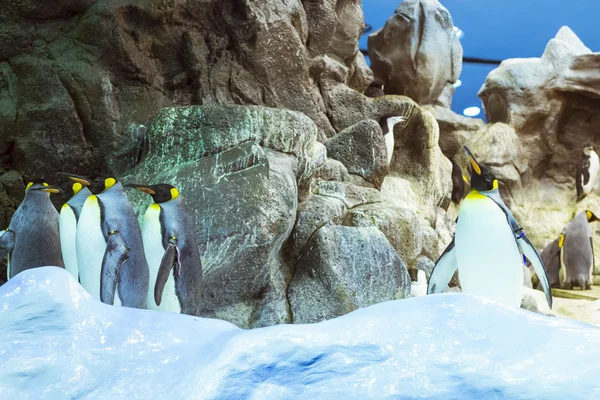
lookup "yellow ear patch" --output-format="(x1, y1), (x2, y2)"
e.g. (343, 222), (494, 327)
(170, 188), (180, 200)
(558, 234), (565, 248)
(72, 182), (83, 195)
(42, 182), (49, 187)
(492, 179), (498, 190)
(104, 177), (117, 190)
(25, 182), (33, 192)
(469, 156), (481, 175)
(462, 175), (468, 183)
(587, 210), (593, 221)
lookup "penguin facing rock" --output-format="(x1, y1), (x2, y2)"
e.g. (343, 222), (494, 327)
(126, 183), (203, 315)
(57, 176), (92, 281)
(379, 114), (406, 164)
(576, 144), (599, 201)
(559, 210), (598, 290)
(427, 146), (553, 308)
(63, 173), (149, 309)
(0, 181), (64, 279)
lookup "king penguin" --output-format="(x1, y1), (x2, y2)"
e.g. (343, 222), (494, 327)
(379, 114), (406, 164)
(539, 238), (561, 288)
(559, 210), (598, 290)
(126, 183), (203, 315)
(57, 176), (92, 280)
(576, 144), (599, 201)
(428, 146), (553, 308)
(63, 173), (149, 308)
(0, 181), (64, 279)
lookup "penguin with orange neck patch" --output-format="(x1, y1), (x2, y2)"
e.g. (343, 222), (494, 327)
(428, 146), (553, 308)
(61, 173), (149, 309)
(125, 183), (203, 315)
(0, 180), (64, 279)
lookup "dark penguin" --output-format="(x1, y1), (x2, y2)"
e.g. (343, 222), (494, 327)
(364, 78), (385, 98)
(539, 238), (561, 288)
(451, 159), (469, 204)
(560, 210), (598, 290)
(63, 173), (149, 308)
(0, 181), (64, 279)
(126, 183), (203, 315)
(576, 144), (599, 201)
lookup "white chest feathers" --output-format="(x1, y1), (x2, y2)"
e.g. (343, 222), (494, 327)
(584, 151), (600, 194)
(455, 193), (524, 307)
(142, 204), (180, 313)
(59, 204), (79, 280)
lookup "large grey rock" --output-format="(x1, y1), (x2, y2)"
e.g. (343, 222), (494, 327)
(424, 105), (485, 159)
(288, 226), (411, 323)
(312, 180), (382, 209)
(125, 105), (325, 328)
(325, 120), (389, 188)
(367, 0), (462, 105)
(313, 159), (349, 182)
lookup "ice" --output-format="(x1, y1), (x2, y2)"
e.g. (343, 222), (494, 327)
(1, 267), (599, 399)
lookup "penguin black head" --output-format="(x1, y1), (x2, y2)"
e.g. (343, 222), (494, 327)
(125, 183), (180, 203)
(25, 180), (60, 195)
(464, 146), (498, 192)
(586, 210), (599, 223)
(58, 173), (118, 195)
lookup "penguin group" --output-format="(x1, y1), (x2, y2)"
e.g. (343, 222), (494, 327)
(0, 174), (203, 315)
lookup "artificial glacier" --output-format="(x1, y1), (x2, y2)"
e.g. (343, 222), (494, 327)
(1, 267), (599, 399)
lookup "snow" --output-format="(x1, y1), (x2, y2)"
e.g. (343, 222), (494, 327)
(1, 267), (600, 399)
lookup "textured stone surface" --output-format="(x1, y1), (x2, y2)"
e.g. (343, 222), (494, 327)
(324, 120), (389, 188)
(288, 226), (411, 323)
(313, 159), (349, 182)
(367, 0), (462, 105)
(312, 180), (382, 209)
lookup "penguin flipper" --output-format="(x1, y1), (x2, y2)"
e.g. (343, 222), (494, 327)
(427, 237), (457, 294)
(100, 231), (130, 305)
(155, 243), (178, 307)
(0, 230), (15, 259)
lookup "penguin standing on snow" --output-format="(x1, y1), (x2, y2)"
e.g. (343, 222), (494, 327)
(559, 210), (598, 290)
(379, 114), (406, 164)
(126, 183), (203, 315)
(0, 181), (64, 279)
(427, 146), (553, 308)
(57, 176), (92, 280)
(576, 144), (599, 201)
(62, 173), (149, 309)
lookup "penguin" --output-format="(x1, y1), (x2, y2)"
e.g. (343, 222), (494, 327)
(62, 173), (149, 308)
(125, 183), (203, 315)
(379, 114), (406, 164)
(559, 210), (598, 290)
(451, 159), (469, 204)
(364, 78), (385, 98)
(57, 176), (92, 280)
(428, 146), (553, 308)
(0, 180), (64, 279)
(539, 238), (561, 288)
(576, 144), (599, 201)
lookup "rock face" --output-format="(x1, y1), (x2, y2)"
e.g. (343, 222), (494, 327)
(0, 0), (370, 180)
(288, 226), (410, 323)
(367, 0), (463, 106)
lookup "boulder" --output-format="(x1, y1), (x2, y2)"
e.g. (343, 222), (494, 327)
(324, 120), (389, 188)
(313, 158), (349, 182)
(312, 180), (382, 209)
(367, 0), (462, 106)
(424, 105), (485, 159)
(288, 226), (411, 323)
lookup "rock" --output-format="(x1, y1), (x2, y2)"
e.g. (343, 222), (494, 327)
(324, 120), (389, 188)
(0, 170), (24, 202)
(520, 293), (539, 313)
(415, 256), (435, 280)
(367, 0), (462, 105)
(288, 226), (411, 323)
(124, 105), (325, 328)
(312, 180), (382, 209)
(286, 195), (347, 260)
(424, 105), (485, 159)
(313, 159), (349, 182)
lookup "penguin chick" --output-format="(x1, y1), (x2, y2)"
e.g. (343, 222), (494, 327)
(576, 144), (599, 201)
(428, 146), (553, 308)
(61, 173), (149, 309)
(559, 210), (599, 290)
(0, 180), (64, 279)
(126, 183), (203, 315)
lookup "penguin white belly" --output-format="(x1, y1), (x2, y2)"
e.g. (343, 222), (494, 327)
(142, 204), (180, 313)
(456, 193), (524, 307)
(59, 204), (79, 280)
(385, 133), (394, 164)
(589, 152), (600, 191)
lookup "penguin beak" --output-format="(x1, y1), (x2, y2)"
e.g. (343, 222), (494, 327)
(124, 183), (156, 195)
(41, 186), (61, 194)
(57, 172), (91, 186)
(463, 146), (481, 175)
